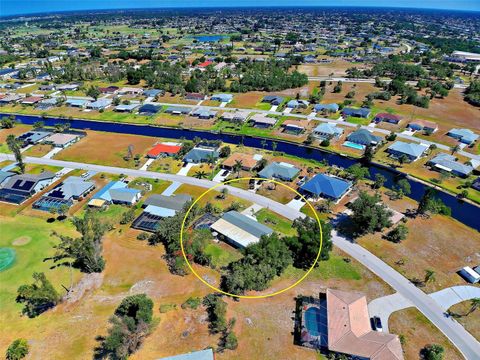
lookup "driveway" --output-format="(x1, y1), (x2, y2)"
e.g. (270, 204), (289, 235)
(176, 163), (195, 176)
(43, 147), (63, 159)
(286, 198), (306, 211)
(368, 293), (413, 332)
(430, 286), (480, 311)
(140, 158), (155, 171)
(161, 181), (181, 196)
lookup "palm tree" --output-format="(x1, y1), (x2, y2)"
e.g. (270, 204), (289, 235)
(194, 170), (208, 179)
(232, 160), (243, 178)
(465, 298), (480, 316)
(261, 139), (267, 149)
(424, 269), (436, 284)
(271, 141), (278, 153)
(451, 144), (460, 155)
(206, 154), (217, 176)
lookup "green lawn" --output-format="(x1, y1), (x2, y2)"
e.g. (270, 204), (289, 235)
(204, 242), (242, 268)
(0, 215), (81, 315)
(345, 116), (371, 126)
(255, 208), (297, 237)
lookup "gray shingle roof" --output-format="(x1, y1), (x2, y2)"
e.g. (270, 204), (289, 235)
(143, 194), (192, 211)
(258, 162), (300, 180)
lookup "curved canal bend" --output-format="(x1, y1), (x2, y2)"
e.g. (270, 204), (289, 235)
(8, 113), (480, 231)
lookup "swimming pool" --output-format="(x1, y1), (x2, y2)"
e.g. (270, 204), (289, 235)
(343, 141), (365, 151)
(304, 306), (327, 337)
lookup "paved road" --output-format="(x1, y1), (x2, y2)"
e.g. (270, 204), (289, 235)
(3, 153), (479, 359)
(368, 285), (480, 333)
(333, 231), (480, 360)
(307, 76), (469, 89)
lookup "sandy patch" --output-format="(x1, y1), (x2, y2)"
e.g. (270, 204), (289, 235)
(12, 236), (31, 246)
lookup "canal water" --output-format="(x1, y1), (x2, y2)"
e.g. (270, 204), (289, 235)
(8, 113), (480, 231)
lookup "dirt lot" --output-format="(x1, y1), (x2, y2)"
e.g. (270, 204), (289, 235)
(55, 130), (155, 168)
(448, 301), (480, 341)
(389, 308), (463, 360)
(298, 59), (368, 77)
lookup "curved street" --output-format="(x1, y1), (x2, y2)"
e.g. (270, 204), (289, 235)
(1, 153), (479, 359)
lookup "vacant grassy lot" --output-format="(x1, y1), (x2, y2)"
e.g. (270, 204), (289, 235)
(389, 308), (463, 360)
(55, 130), (155, 168)
(448, 301), (480, 341)
(357, 214), (480, 293)
(0, 124), (31, 153)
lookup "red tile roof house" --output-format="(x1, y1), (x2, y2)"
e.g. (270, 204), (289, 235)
(198, 60), (213, 68)
(374, 113), (402, 124)
(185, 92), (207, 101)
(147, 143), (182, 159)
(21, 96), (43, 105)
(99, 86), (119, 94)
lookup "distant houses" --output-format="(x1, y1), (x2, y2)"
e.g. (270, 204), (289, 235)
(314, 103), (339, 113)
(211, 93), (233, 103)
(165, 106), (191, 115)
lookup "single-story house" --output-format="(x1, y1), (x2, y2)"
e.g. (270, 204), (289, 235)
(118, 87), (144, 95)
(185, 92), (206, 101)
(342, 107), (371, 118)
(287, 99), (309, 109)
(0, 170), (14, 187)
(42, 133), (81, 148)
(221, 111), (250, 122)
(222, 153), (261, 171)
(346, 129), (382, 146)
(21, 96), (43, 105)
(0, 68), (19, 80)
(210, 210), (273, 248)
(114, 103), (140, 112)
(314, 103), (339, 113)
(258, 162), (300, 181)
(324, 289), (404, 359)
(408, 120), (438, 133)
(300, 173), (352, 201)
(428, 153), (473, 178)
(159, 348), (214, 360)
(99, 86), (119, 94)
(0, 171), (55, 204)
(374, 113), (402, 124)
(211, 93), (233, 103)
(447, 128), (479, 145)
(313, 123), (344, 139)
(66, 98), (89, 108)
(39, 84), (56, 91)
(89, 180), (141, 206)
(282, 119), (309, 134)
(458, 267), (480, 284)
(33, 176), (95, 212)
(16, 130), (51, 146)
(86, 99), (112, 111)
(387, 141), (429, 161)
(250, 113), (277, 128)
(262, 95), (284, 105)
(165, 106), (191, 115)
(191, 108), (217, 119)
(147, 143), (182, 158)
(138, 104), (161, 115)
(57, 84), (80, 91)
(143, 89), (164, 98)
(183, 147), (219, 163)
(472, 177), (480, 191)
(36, 98), (57, 110)
(0, 94), (22, 104)
(132, 194), (192, 232)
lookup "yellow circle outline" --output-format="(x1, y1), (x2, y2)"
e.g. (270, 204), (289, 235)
(180, 177), (323, 299)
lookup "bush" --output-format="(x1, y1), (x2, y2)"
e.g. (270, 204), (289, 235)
(6, 339), (29, 360)
(181, 296), (202, 310)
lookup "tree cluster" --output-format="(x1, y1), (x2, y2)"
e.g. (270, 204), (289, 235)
(16, 272), (60, 318)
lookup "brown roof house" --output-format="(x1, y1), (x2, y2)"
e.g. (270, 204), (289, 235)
(327, 289), (404, 360)
(298, 289), (404, 360)
(222, 153), (262, 171)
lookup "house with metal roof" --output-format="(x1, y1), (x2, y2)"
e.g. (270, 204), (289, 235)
(342, 107), (371, 118)
(132, 194), (192, 232)
(36, 98), (58, 110)
(447, 128), (479, 145)
(387, 141), (429, 161)
(258, 162), (300, 181)
(347, 129), (382, 146)
(183, 147), (219, 164)
(250, 114), (277, 128)
(428, 153), (473, 178)
(314, 103), (339, 113)
(143, 89), (164, 98)
(33, 176), (95, 212)
(211, 210), (273, 248)
(211, 93), (233, 103)
(313, 123), (344, 139)
(300, 173), (352, 201)
(158, 348), (214, 360)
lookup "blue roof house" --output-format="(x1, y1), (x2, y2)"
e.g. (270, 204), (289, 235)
(143, 89), (163, 97)
(428, 153), (473, 178)
(447, 128), (479, 145)
(183, 147), (219, 163)
(258, 162), (300, 181)
(66, 99), (88, 108)
(211, 93), (233, 103)
(92, 181), (141, 205)
(314, 103), (339, 113)
(287, 100), (299, 108)
(342, 107), (371, 118)
(387, 141), (429, 161)
(313, 123), (344, 139)
(300, 173), (352, 201)
(347, 129), (382, 146)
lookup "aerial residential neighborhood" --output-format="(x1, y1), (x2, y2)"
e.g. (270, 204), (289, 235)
(0, 2), (479, 360)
